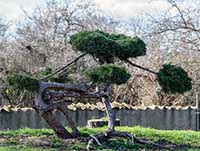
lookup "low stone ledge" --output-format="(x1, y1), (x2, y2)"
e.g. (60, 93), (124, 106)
(87, 118), (120, 128)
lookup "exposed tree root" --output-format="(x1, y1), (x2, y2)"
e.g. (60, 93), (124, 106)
(86, 131), (176, 151)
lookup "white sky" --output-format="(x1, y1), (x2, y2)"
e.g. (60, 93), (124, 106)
(0, 0), (175, 20)
(94, 0), (170, 18)
(0, 0), (43, 20)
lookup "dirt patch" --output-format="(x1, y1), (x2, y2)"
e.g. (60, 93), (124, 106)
(154, 139), (189, 150)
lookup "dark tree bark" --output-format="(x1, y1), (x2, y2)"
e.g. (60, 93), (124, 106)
(33, 81), (104, 139)
(41, 111), (72, 139)
(58, 103), (79, 137)
(33, 82), (85, 139)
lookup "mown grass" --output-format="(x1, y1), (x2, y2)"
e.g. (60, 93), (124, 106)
(79, 126), (200, 147)
(117, 126), (200, 147)
(0, 126), (200, 150)
(0, 146), (57, 151)
(0, 128), (54, 137)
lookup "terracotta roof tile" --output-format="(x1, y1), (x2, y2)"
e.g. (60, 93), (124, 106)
(0, 104), (197, 112)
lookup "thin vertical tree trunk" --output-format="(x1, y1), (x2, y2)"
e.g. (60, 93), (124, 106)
(102, 96), (116, 132)
(102, 83), (116, 132)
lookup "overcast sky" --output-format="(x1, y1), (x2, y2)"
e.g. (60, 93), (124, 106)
(0, 0), (173, 20)
(0, 0), (44, 20)
(95, 0), (170, 18)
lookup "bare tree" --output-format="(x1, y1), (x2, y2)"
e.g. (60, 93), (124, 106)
(0, 18), (10, 70)
(150, 0), (200, 52)
(13, 0), (119, 73)
(112, 1), (200, 106)
(0, 0), (120, 106)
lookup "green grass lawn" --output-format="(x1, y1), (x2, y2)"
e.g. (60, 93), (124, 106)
(0, 126), (200, 151)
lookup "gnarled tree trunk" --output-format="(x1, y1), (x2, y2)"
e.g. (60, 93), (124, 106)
(33, 81), (105, 139)
(33, 82), (85, 139)
(41, 111), (72, 139)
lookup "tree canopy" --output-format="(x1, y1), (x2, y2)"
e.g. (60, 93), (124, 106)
(87, 64), (131, 85)
(157, 64), (192, 94)
(7, 74), (39, 92)
(7, 30), (192, 94)
(69, 30), (146, 61)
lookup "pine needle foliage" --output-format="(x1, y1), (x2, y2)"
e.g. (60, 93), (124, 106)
(69, 30), (146, 60)
(6, 74), (39, 92)
(6, 30), (192, 95)
(157, 64), (192, 94)
(87, 64), (131, 85)
(116, 37), (146, 59)
(69, 31), (119, 60)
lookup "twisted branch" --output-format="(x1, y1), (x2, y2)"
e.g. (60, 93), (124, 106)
(40, 52), (87, 81)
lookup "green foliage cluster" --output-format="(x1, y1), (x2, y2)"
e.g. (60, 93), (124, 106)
(87, 64), (131, 85)
(6, 74), (39, 92)
(116, 37), (146, 59)
(95, 30), (146, 59)
(157, 64), (192, 94)
(69, 31), (118, 60)
(69, 30), (146, 60)
(95, 30), (128, 40)
(40, 68), (70, 83)
(6, 30), (192, 95)
(70, 30), (192, 92)
(5, 68), (70, 93)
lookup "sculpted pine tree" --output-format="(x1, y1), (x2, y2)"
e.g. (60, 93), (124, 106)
(6, 30), (192, 149)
